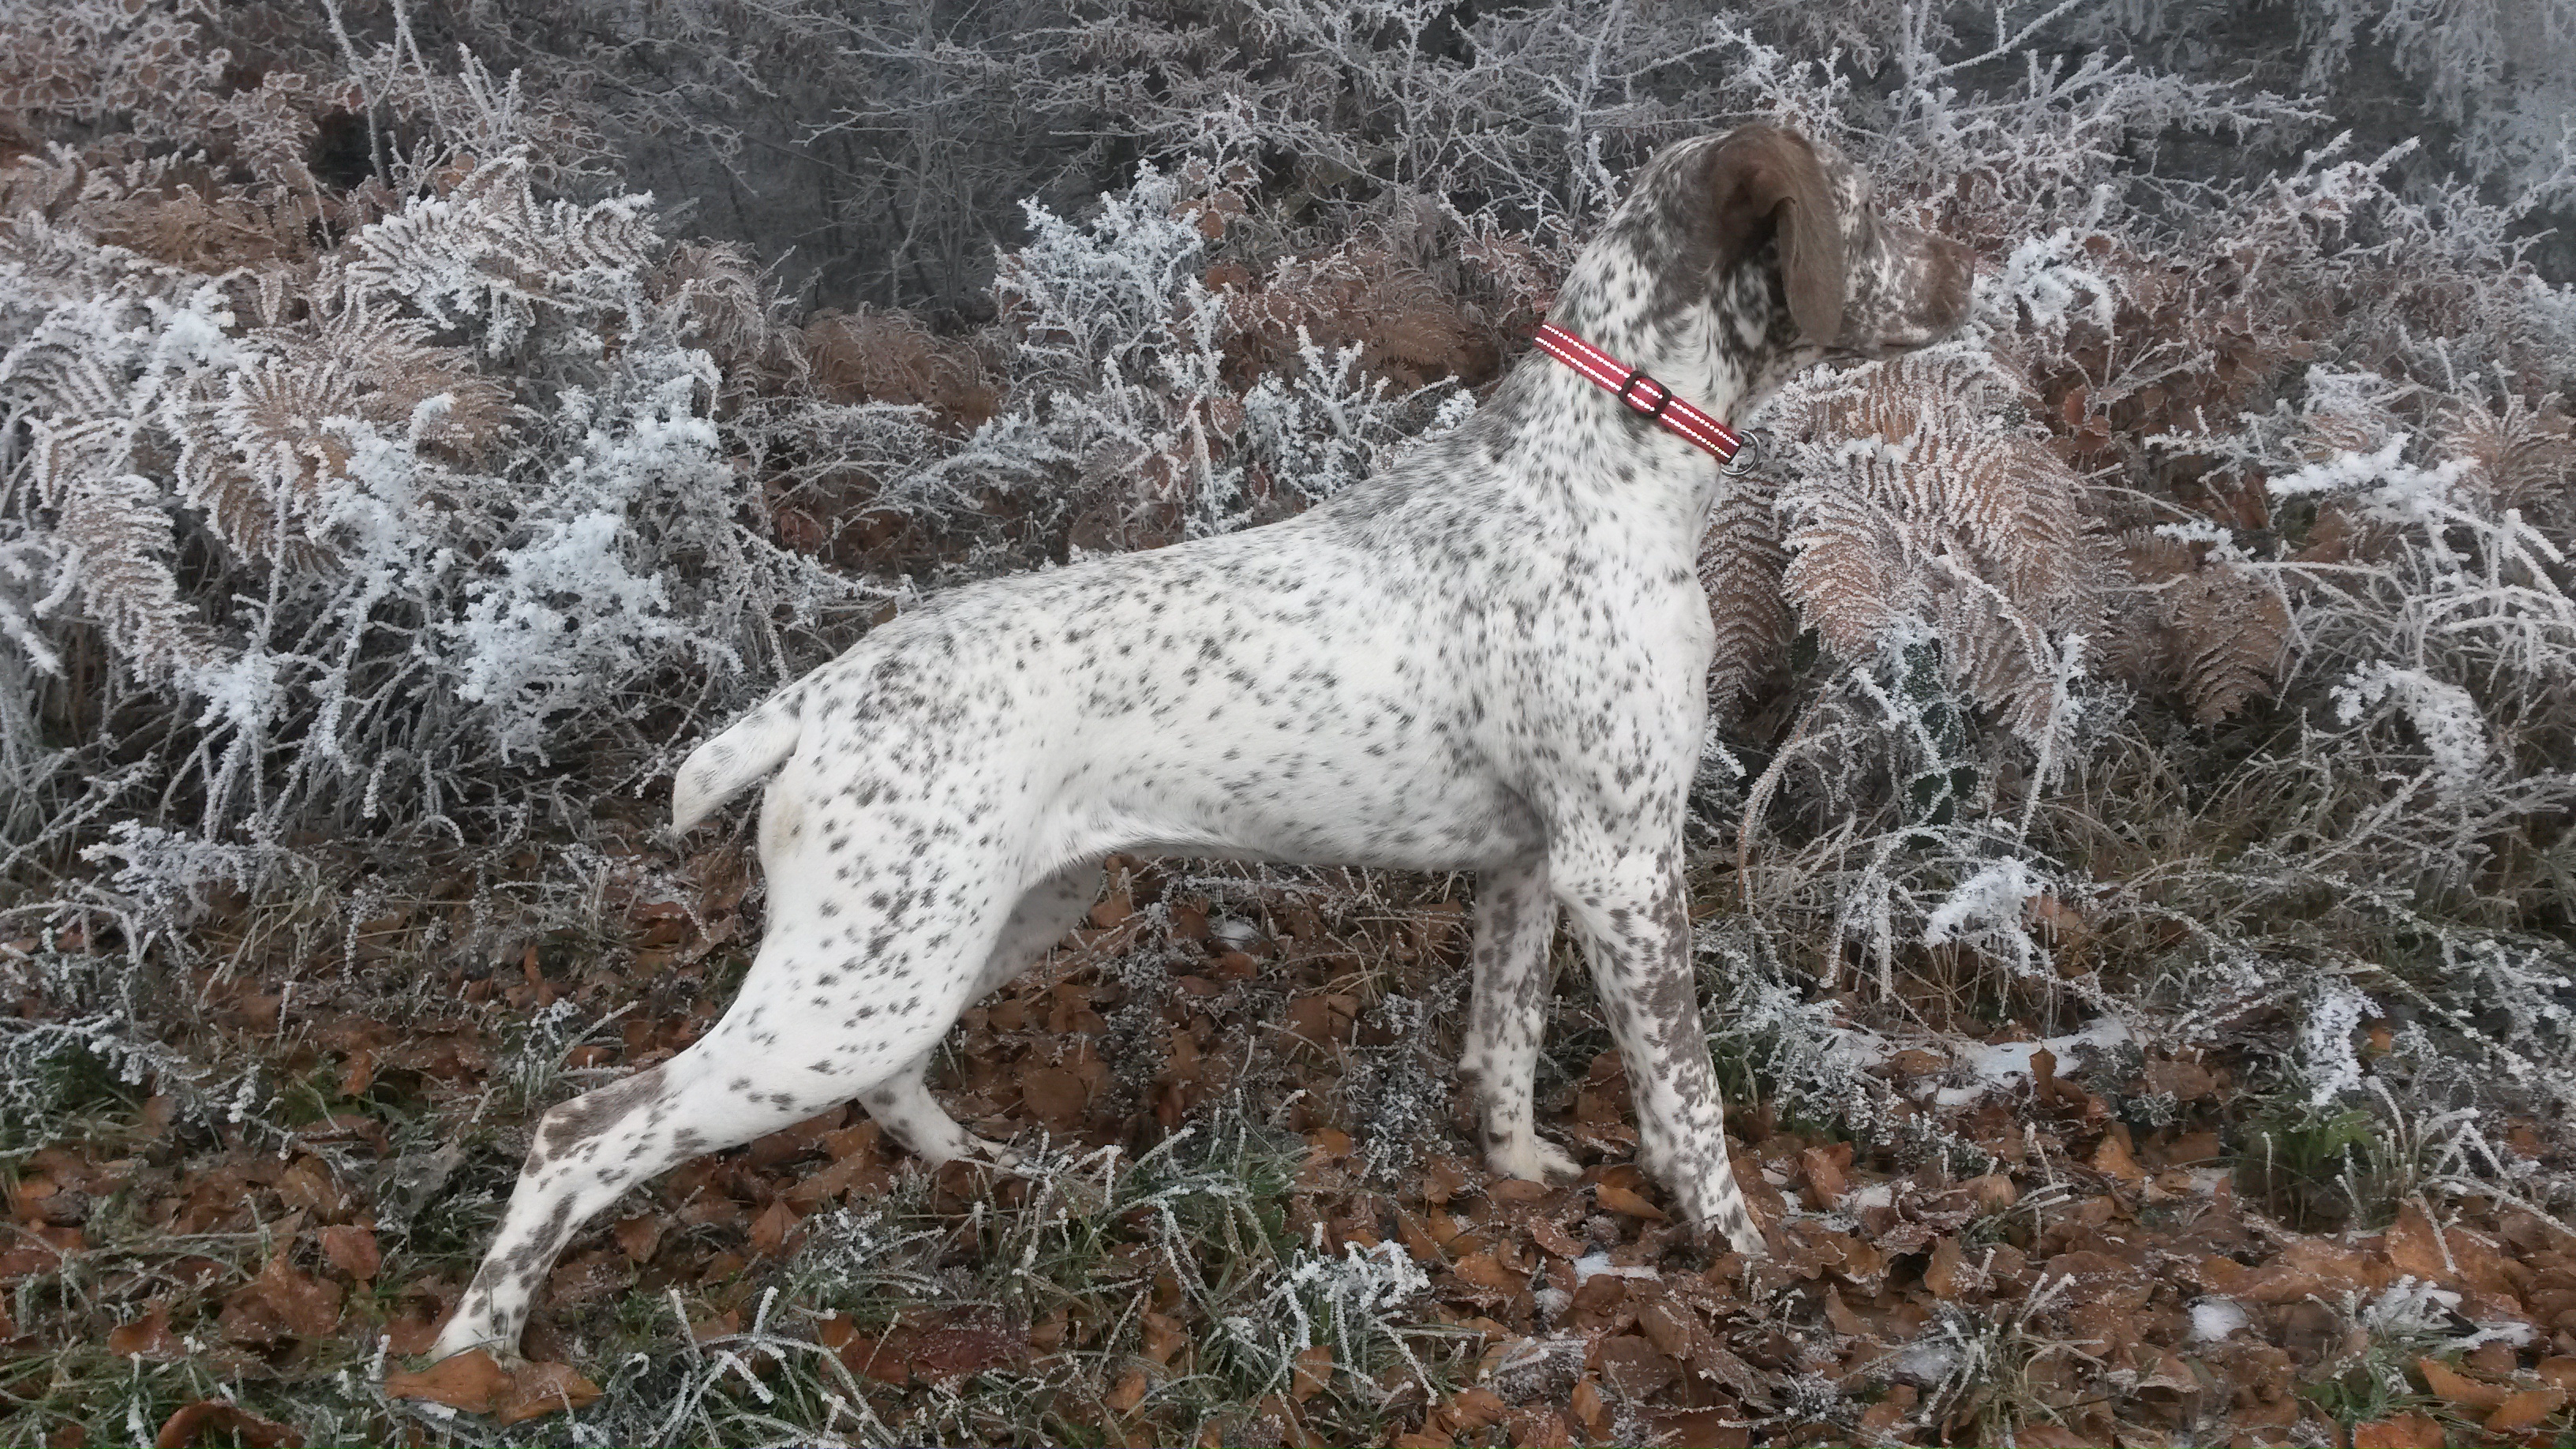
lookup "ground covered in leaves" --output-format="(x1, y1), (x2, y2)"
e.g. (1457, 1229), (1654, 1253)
(4, 843), (2573, 1447)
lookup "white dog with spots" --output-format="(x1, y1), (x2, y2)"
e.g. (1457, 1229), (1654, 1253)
(432, 123), (1971, 1361)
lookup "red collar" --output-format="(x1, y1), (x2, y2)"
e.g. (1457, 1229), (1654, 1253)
(1530, 323), (1745, 464)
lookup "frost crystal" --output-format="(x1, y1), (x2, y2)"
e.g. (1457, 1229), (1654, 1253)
(2331, 663), (2492, 800)
(2300, 980), (2382, 1108)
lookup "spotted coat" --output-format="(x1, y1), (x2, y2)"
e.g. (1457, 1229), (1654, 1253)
(429, 123), (1972, 1362)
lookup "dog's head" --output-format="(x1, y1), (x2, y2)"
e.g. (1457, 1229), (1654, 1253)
(1575, 123), (1973, 399)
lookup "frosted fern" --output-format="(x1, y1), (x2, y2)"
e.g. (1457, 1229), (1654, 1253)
(1773, 346), (2106, 750)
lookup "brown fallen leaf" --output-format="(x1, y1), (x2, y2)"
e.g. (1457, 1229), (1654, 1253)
(2030, 1046), (2059, 1101)
(785, 1151), (887, 1211)
(1451, 1251), (1521, 1293)
(2387, 1200), (2454, 1284)
(1103, 1365), (1150, 1413)
(2162, 1132), (2227, 1172)
(1593, 1335), (1680, 1399)
(218, 1252), (344, 1346)
(814, 1311), (859, 1351)
(2485, 1387), (2567, 1434)
(1822, 1285), (1867, 1336)
(838, 1307), (1026, 1388)
(1526, 1215), (1584, 1260)
(612, 1214), (662, 1263)
(1440, 1387), (1507, 1434)
(2350, 1411), (2447, 1447)
(2144, 1057), (2215, 1102)
(748, 1196), (799, 1256)
(1020, 1067), (1088, 1128)
(320, 1225), (380, 1283)
(1799, 1144), (1851, 1208)
(154, 1401), (301, 1448)
(1924, 1235), (1966, 1299)
(385, 1349), (511, 1413)
(1593, 1182), (1666, 1221)
(110, 1305), (185, 1360)
(494, 1361), (603, 1425)
(1141, 1309), (1189, 1367)
(1290, 1342), (1333, 1402)
(2418, 1356), (2510, 1411)
(2090, 1128), (2147, 1187)
(1963, 1172), (2019, 1213)
(383, 1349), (605, 1424)
(2230, 1239), (2391, 1303)
(911, 1319), (1027, 1381)
(1569, 1378), (1608, 1439)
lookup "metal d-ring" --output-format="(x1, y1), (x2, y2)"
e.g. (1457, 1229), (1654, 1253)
(1720, 428), (1769, 475)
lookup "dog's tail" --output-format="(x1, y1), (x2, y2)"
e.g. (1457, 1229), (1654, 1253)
(671, 689), (806, 833)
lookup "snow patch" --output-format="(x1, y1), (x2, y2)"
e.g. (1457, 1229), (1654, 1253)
(2190, 1297), (2248, 1342)
(1570, 1252), (1658, 1288)
(1930, 1019), (2135, 1108)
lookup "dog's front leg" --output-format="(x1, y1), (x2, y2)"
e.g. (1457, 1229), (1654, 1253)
(1553, 852), (1767, 1256)
(1463, 856), (1583, 1184)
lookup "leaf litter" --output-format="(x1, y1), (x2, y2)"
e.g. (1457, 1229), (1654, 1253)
(6, 845), (2574, 1446)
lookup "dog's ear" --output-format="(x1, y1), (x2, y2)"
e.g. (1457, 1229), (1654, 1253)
(1704, 125), (1847, 347)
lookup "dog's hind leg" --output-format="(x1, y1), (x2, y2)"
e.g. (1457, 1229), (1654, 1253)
(861, 860), (1103, 1166)
(1462, 855), (1584, 1184)
(429, 876), (1020, 1360)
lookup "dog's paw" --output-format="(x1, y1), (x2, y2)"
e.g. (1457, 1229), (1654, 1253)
(1673, 1181), (1769, 1258)
(916, 1129), (1025, 1174)
(422, 1320), (519, 1369)
(1487, 1136), (1583, 1185)
(1707, 1211), (1769, 1259)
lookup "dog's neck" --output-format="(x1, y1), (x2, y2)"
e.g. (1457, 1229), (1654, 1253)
(1549, 244), (1763, 414)
(1488, 237), (1801, 534)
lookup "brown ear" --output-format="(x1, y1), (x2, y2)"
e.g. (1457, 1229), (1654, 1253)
(1704, 125), (1847, 346)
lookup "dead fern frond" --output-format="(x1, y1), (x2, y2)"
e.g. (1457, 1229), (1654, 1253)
(2443, 394), (2574, 516)
(2110, 530), (2289, 724)
(1214, 196), (1513, 391)
(340, 153), (658, 346)
(1773, 350), (2108, 747)
(1699, 475), (1791, 726)
(1779, 487), (1904, 659)
(1222, 247), (1491, 390)
(657, 240), (801, 393)
(174, 290), (508, 567)
(55, 470), (212, 675)
(801, 308), (999, 431)
(0, 148), (309, 274)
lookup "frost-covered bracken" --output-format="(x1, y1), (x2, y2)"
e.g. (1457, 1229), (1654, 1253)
(6, 1), (2576, 1443)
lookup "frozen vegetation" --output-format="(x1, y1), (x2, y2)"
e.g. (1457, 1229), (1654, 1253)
(2, 0), (2574, 1443)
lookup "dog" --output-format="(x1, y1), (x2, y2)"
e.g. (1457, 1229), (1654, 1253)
(431, 122), (1971, 1360)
